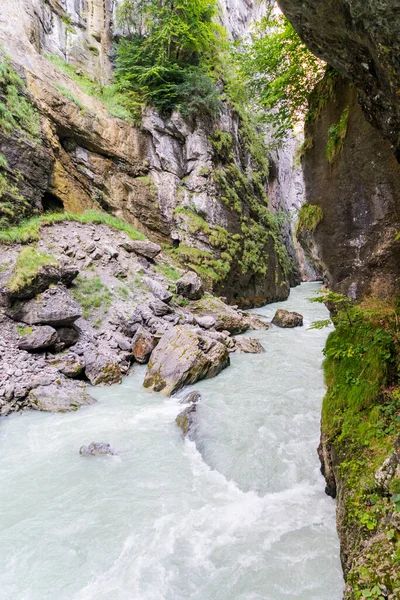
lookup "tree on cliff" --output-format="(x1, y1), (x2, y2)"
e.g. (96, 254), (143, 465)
(115, 0), (225, 117)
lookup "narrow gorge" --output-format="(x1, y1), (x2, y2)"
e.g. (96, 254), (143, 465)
(0, 1), (399, 599)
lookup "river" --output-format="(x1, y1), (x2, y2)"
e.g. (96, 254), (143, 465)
(0, 282), (344, 599)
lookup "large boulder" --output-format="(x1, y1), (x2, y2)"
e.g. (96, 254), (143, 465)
(272, 309), (303, 328)
(143, 276), (173, 303)
(29, 382), (95, 412)
(4, 264), (79, 300)
(56, 326), (80, 347)
(131, 326), (158, 364)
(18, 325), (59, 352)
(120, 240), (162, 259)
(143, 326), (230, 395)
(190, 296), (249, 334)
(176, 271), (204, 300)
(6, 286), (82, 327)
(83, 348), (122, 386)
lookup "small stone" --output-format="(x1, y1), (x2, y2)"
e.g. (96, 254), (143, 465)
(79, 442), (118, 456)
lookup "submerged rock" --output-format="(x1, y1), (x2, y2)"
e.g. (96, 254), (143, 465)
(143, 326), (230, 395)
(18, 325), (59, 352)
(176, 271), (204, 300)
(79, 442), (118, 456)
(175, 404), (197, 439)
(178, 390), (202, 404)
(272, 309), (303, 328)
(29, 382), (95, 412)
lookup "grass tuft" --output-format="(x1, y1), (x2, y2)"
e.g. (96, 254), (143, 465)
(0, 210), (147, 244)
(7, 246), (57, 293)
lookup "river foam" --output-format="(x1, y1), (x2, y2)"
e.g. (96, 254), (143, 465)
(0, 283), (344, 599)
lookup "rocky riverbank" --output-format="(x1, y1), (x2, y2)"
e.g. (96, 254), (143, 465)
(0, 216), (268, 416)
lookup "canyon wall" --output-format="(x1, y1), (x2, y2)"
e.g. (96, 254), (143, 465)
(0, 0), (301, 306)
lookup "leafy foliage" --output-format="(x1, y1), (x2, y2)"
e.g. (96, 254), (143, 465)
(115, 0), (224, 117)
(296, 203), (323, 234)
(326, 106), (350, 163)
(237, 9), (326, 136)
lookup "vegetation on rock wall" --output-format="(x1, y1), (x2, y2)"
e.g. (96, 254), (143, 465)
(115, 0), (224, 118)
(312, 292), (400, 598)
(296, 203), (323, 234)
(326, 106), (350, 163)
(237, 9), (326, 136)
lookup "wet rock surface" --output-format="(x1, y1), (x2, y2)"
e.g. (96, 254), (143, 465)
(29, 382), (95, 413)
(272, 309), (303, 328)
(176, 403), (198, 439)
(143, 326), (230, 396)
(79, 442), (118, 456)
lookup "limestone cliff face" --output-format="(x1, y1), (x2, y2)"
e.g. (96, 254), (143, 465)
(298, 73), (400, 300)
(0, 0), (299, 306)
(278, 0), (400, 162)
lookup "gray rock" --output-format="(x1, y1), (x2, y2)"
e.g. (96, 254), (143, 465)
(79, 442), (118, 456)
(191, 296), (249, 334)
(56, 326), (80, 347)
(149, 299), (173, 317)
(103, 246), (119, 258)
(231, 336), (265, 354)
(7, 286), (82, 327)
(120, 240), (162, 259)
(176, 271), (204, 300)
(195, 315), (216, 330)
(143, 326), (230, 396)
(29, 382), (95, 412)
(178, 390), (202, 404)
(143, 277), (173, 303)
(18, 326), (59, 352)
(51, 354), (86, 378)
(176, 404), (197, 439)
(272, 309), (303, 328)
(3, 264), (79, 300)
(83, 348), (122, 386)
(131, 326), (158, 364)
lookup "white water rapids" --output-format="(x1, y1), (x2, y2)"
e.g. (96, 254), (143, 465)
(0, 283), (344, 599)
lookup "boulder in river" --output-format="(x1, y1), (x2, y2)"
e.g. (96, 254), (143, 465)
(29, 382), (95, 412)
(176, 404), (197, 439)
(79, 442), (118, 456)
(18, 325), (59, 352)
(272, 309), (303, 328)
(231, 336), (265, 354)
(7, 286), (82, 327)
(176, 271), (204, 300)
(190, 296), (249, 334)
(143, 326), (230, 395)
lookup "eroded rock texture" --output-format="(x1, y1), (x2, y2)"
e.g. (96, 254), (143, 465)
(278, 0), (400, 160)
(300, 74), (400, 300)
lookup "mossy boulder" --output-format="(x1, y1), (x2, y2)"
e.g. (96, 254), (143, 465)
(143, 325), (230, 396)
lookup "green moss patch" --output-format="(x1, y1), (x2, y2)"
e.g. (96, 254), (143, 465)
(7, 246), (57, 293)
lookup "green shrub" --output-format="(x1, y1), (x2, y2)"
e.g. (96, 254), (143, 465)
(296, 203), (323, 234)
(0, 52), (41, 142)
(326, 106), (350, 163)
